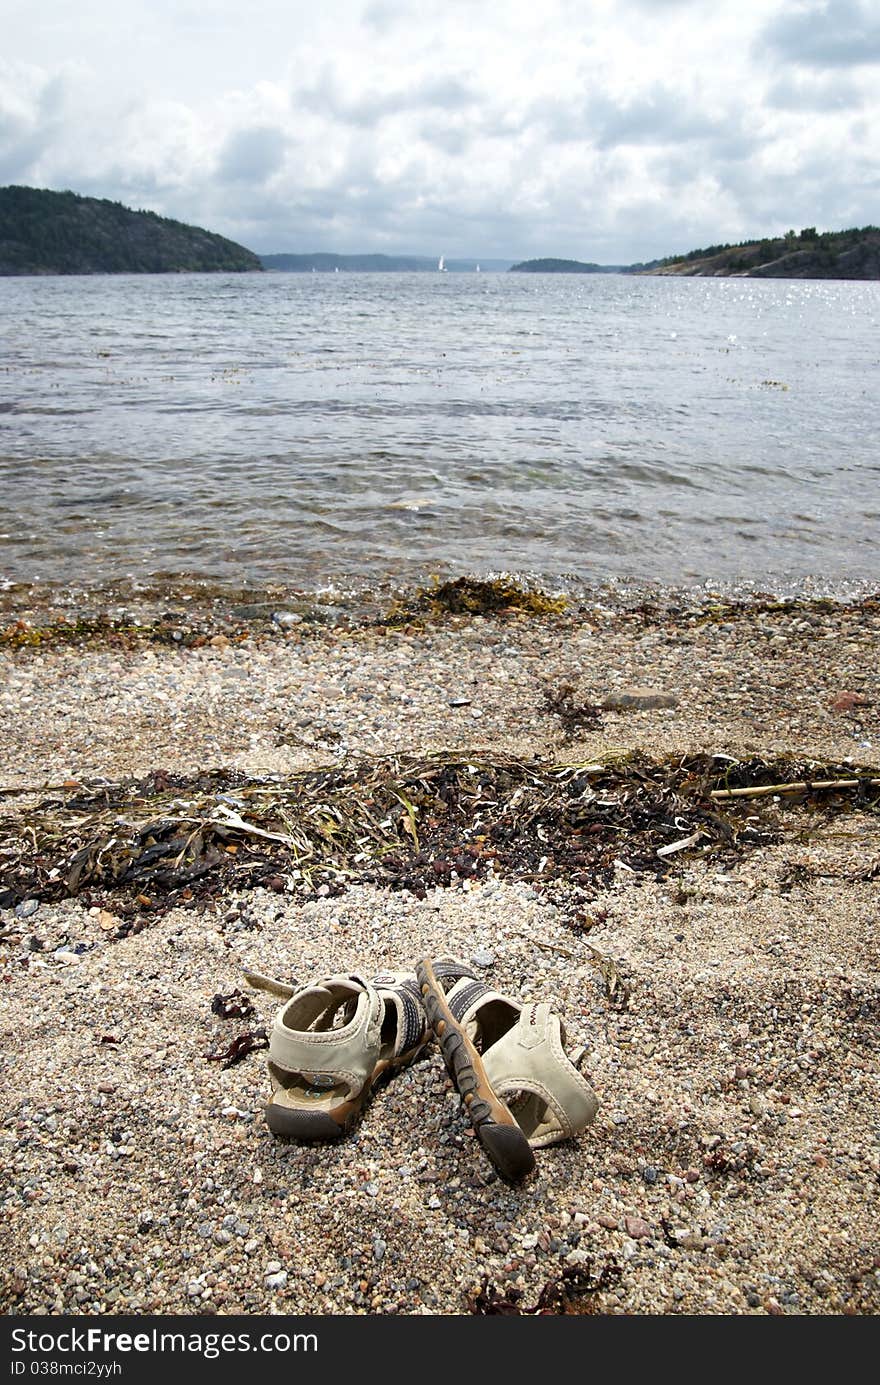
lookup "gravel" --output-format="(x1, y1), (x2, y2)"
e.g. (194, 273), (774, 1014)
(0, 593), (878, 1315)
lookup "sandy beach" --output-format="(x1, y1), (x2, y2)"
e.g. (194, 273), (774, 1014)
(1, 584), (878, 1316)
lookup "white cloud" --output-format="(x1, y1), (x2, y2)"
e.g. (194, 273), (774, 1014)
(1, 1), (878, 261)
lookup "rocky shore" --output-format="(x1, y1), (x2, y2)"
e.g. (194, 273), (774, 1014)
(1, 585), (878, 1316)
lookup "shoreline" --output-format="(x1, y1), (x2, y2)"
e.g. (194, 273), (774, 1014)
(2, 570), (879, 632)
(1, 591), (878, 1315)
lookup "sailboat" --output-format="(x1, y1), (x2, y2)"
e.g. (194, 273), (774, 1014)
(438, 255), (448, 272)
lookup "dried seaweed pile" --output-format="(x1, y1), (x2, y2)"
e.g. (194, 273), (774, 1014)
(1, 752), (877, 920)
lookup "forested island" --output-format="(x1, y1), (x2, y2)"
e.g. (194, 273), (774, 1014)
(509, 257), (609, 273)
(0, 187), (262, 275)
(637, 226), (880, 279)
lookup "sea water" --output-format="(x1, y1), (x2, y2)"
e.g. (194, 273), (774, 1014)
(1, 270), (878, 598)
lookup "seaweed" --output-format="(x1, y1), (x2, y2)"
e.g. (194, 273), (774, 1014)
(211, 989), (256, 1020)
(2, 751), (874, 924)
(205, 1028), (268, 1068)
(543, 682), (604, 740)
(383, 575), (568, 625)
(470, 1259), (621, 1314)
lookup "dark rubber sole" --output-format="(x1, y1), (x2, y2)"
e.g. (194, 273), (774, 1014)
(265, 1104), (349, 1139)
(417, 959), (535, 1181)
(265, 1044), (426, 1142)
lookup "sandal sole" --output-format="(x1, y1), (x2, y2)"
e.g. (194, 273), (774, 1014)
(265, 1044), (427, 1141)
(417, 959), (535, 1181)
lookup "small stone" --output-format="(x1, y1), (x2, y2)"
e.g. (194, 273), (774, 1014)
(265, 1271), (288, 1290)
(601, 688), (679, 711)
(829, 690), (869, 713)
(597, 1213), (618, 1230)
(624, 1216), (652, 1240)
(471, 948), (496, 968)
(372, 1238), (386, 1262)
(565, 1248), (591, 1267)
(15, 899), (40, 919)
(679, 1231), (704, 1250)
(448, 698), (471, 707)
(272, 611), (302, 628)
(428, 1196), (442, 1210)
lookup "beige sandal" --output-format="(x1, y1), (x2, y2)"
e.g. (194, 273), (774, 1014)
(246, 968), (428, 1139)
(416, 957), (599, 1180)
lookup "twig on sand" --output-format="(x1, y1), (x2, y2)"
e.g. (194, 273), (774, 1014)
(711, 777), (880, 801)
(511, 932), (576, 959)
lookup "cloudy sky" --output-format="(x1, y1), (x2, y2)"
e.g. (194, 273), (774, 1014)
(2, 0), (878, 262)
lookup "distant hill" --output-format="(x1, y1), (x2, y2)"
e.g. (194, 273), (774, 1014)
(261, 253), (512, 272)
(509, 257), (608, 273)
(0, 186), (262, 275)
(640, 226), (880, 279)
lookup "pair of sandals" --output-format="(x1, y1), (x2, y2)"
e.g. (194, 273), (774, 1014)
(245, 957), (599, 1181)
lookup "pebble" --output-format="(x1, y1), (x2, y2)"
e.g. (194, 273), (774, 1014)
(471, 948), (496, 968)
(601, 688), (680, 710)
(15, 899), (40, 919)
(624, 1216), (652, 1240)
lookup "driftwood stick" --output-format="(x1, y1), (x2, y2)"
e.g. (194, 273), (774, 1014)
(711, 777), (880, 800)
(0, 781), (85, 797)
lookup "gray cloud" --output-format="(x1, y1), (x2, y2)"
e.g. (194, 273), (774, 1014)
(765, 71), (863, 110)
(757, 1), (880, 68)
(0, 69), (67, 184)
(216, 125), (288, 184)
(295, 69), (477, 128)
(587, 88), (730, 150)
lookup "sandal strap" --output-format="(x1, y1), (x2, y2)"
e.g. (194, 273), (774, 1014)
(268, 975), (383, 1095)
(372, 973), (429, 1057)
(447, 978), (501, 1025)
(444, 976), (520, 1034)
(431, 957), (479, 988)
(481, 1002), (599, 1146)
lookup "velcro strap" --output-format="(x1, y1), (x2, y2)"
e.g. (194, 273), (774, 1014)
(448, 979), (495, 1024)
(393, 987), (427, 1055)
(432, 958), (479, 986)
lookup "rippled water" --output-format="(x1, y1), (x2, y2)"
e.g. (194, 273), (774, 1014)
(1, 270), (878, 596)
